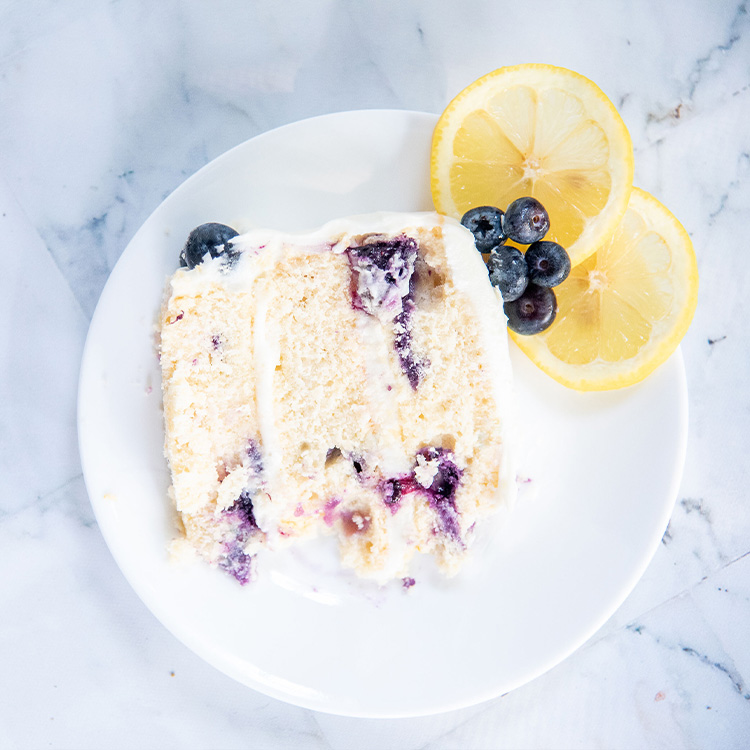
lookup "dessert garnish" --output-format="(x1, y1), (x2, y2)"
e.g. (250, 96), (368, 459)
(180, 222), (239, 268)
(461, 197), (571, 335)
(432, 64), (698, 390)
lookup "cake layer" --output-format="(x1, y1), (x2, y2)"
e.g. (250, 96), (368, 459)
(160, 211), (516, 584)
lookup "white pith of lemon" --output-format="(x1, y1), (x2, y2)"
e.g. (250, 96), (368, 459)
(431, 64), (634, 266)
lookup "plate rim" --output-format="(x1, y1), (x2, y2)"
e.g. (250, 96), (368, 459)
(77, 108), (689, 718)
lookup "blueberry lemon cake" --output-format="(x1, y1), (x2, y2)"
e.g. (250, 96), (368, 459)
(159, 212), (516, 585)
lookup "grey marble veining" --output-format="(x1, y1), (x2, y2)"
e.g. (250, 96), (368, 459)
(1, 0), (749, 747)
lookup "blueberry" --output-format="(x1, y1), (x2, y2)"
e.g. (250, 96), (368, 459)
(504, 284), (557, 335)
(180, 223), (239, 269)
(487, 245), (529, 301)
(525, 241), (571, 287)
(503, 197), (550, 245)
(460, 206), (506, 252)
(347, 236), (418, 316)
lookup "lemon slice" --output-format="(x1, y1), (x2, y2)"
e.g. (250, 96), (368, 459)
(510, 187), (699, 391)
(431, 64), (634, 266)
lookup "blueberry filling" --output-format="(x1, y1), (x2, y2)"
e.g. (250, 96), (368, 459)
(380, 448), (464, 540)
(379, 475), (420, 515)
(218, 490), (259, 585)
(416, 447), (464, 542)
(346, 235), (429, 389)
(393, 302), (428, 389)
(381, 478), (402, 512)
(346, 236), (418, 317)
(218, 543), (254, 585)
(246, 440), (264, 480)
(218, 440), (265, 585)
(228, 489), (258, 530)
(323, 498), (341, 526)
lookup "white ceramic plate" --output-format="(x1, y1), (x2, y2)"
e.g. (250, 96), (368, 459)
(78, 110), (688, 718)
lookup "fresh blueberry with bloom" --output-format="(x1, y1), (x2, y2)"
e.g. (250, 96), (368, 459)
(503, 197), (550, 244)
(460, 206), (507, 252)
(487, 245), (529, 301)
(525, 240), (571, 287)
(180, 223), (239, 269)
(504, 283), (557, 335)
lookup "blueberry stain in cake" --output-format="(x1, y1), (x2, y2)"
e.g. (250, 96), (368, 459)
(393, 301), (429, 389)
(323, 498), (341, 526)
(346, 236), (418, 317)
(381, 478), (402, 513)
(379, 474), (420, 514)
(219, 491), (259, 585)
(216, 441), (266, 585)
(347, 236), (429, 389)
(246, 440), (264, 479)
(226, 489), (258, 531)
(416, 447), (464, 543)
(379, 448), (464, 541)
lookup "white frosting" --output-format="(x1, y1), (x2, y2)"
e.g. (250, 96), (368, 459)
(166, 211), (516, 575)
(438, 218), (518, 509)
(353, 312), (410, 477)
(414, 452), (439, 489)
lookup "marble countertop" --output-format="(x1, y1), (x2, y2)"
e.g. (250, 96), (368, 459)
(2, 1), (749, 747)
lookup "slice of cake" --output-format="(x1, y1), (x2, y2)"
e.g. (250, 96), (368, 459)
(159, 212), (516, 585)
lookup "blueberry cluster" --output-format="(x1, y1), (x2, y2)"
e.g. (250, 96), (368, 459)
(461, 197), (571, 335)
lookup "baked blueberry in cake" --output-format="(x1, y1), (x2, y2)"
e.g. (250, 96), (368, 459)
(159, 212), (516, 585)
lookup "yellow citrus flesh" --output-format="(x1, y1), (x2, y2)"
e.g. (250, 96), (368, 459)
(431, 64), (634, 266)
(510, 188), (699, 391)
